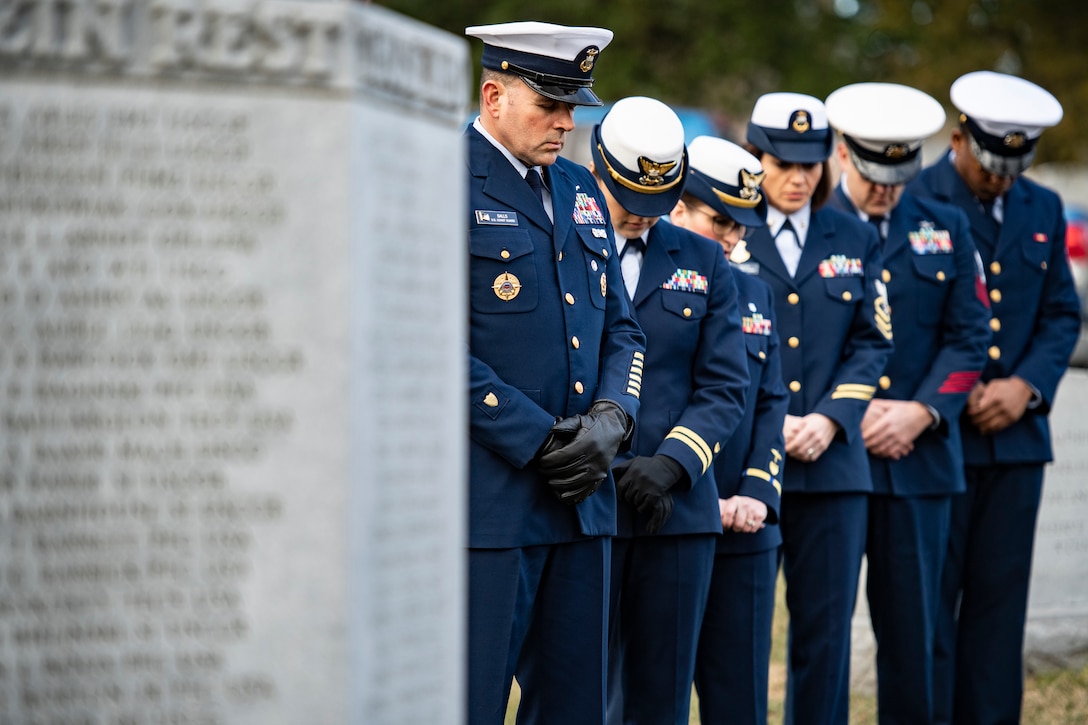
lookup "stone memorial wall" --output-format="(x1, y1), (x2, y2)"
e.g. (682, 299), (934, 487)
(0, 2), (470, 724)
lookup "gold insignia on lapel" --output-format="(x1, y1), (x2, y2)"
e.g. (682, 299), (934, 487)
(791, 110), (810, 133)
(638, 156), (678, 186)
(493, 272), (522, 301)
(1004, 132), (1027, 149)
(884, 144), (909, 159)
(580, 47), (599, 73)
(600, 272), (607, 297)
(483, 392), (499, 407)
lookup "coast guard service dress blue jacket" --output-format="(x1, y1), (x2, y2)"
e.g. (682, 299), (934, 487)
(830, 187), (992, 495)
(743, 206), (893, 491)
(466, 127), (646, 550)
(613, 220), (750, 538)
(910, 154), (1081, 466)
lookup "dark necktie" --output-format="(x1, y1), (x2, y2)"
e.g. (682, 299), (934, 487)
(776, 218), (802, 277)
(620, 237), (645, 259)
(868, 214), (887, 242)
(525, 168), (545, 205)
(977, 199), (1000, 244)
(620, 238), (645, 298)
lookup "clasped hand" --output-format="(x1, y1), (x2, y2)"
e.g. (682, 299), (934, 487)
(535, 400), (631, 505)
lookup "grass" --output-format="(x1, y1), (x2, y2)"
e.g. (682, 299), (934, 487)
(504, 572), (1088, 724)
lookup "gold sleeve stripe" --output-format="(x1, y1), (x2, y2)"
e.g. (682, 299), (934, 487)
(633, 351), (645, 361)
(835, 384), (877, 393)
(666, 426), (713, 473)
(745, 468), (782, 496)
(626, 386), (641, 398)
(831, 383), (876, 401)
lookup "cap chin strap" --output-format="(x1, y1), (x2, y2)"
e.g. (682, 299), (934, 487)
(500, 60), (593, 90)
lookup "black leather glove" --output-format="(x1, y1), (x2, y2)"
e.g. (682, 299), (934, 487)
(535, 400), (632, 505)
(614, 454), (685, 534)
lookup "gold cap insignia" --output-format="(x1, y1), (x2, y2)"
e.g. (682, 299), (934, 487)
(638, 156), (678, 187)
(1004, 132), (1027, 149)
(791, 110), (810, 133)
(580, 47), (599, 73)
(493, 272), (522, 301)
(740, 168), (765, 201)
(483, 392), (499, 407)
(884, 144), (910, 159)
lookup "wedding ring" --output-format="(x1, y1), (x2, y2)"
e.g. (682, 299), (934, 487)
(807, 447), (816, 458)
(746, 519), (756, 526)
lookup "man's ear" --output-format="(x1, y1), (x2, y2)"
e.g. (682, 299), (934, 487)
(480, 79), (506, 119)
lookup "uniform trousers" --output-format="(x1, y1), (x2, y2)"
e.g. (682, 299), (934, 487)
(607, 533), (716, 725)
(933, 464), (1044, 725)
(694, 545), (780, 725)
(867, 494), (951, 725)
(468, 537), (610, 725)
(781, 491), (868, 725)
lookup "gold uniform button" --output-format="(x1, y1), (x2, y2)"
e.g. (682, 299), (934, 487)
(789, 380), (801, 393)
(788, 293), (800, 305)
(602, 248), (609, 257)
(500, 249), (511, 259)
(758, 351), (767, 360)
(882, 269), (891, 283)
(1041, 261), (1048, 270)
(841, 291), (852, 301)
(990, 261), (1001, 275)
(990, 289), (1002, 303)
(574, 381), (584, 394)
(788, 336), (800, 348)
(879, 375), (891, 390)
(565, 293), (575, 305)
(683, 307), (692, 318)
(989, 346), (1001, 360)
(558, 251), (564, 261)
(571, 336), (580, 349)
(990, 317), (1001, 332)
(936, 270), (946, 281)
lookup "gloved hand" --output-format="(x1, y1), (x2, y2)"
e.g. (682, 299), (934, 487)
(614, 454), (685, 533)
(535, 400), (632, 505)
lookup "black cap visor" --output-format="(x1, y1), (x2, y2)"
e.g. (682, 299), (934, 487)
(521, 76), (602, 106)
(746, 124), (832, 164)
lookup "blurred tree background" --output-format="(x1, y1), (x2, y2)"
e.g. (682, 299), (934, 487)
(376, 0), (1088, 163)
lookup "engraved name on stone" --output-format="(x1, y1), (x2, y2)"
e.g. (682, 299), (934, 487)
(1, 95), (297, 722)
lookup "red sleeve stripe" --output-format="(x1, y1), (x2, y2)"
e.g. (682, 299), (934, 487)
(938, 371), (982, 394)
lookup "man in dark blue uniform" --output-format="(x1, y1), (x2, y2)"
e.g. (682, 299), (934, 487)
(909, 71), (1081, 725)
(463, 22), (646, 725)
(586, 97), (750, 725)
(825, 82), (992, 725)
(672, 136), (790, 725)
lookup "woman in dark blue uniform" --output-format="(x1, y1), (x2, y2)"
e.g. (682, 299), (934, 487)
(591, 98), (750, 725)
(669, 136), (790, 725)
(741, 93), (893, 725)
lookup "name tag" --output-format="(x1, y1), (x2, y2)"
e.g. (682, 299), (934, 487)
(475, 210), (518, 226)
